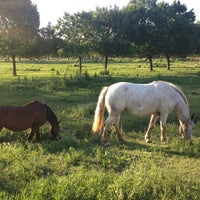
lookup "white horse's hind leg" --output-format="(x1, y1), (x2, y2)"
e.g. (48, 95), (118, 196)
(113, 114), (125, 143)
(145, 113), (159, 143)
(102, 113), (117, 146)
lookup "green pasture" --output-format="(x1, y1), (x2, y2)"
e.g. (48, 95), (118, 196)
(0, 58), (200, 199)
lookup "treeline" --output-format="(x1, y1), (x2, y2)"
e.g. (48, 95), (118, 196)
(0, 0), (200, 75)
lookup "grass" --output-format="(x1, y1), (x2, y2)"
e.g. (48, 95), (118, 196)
(0, 58), (200, 199)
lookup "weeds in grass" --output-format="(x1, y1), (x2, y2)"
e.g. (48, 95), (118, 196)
(99, 69), (110, 76)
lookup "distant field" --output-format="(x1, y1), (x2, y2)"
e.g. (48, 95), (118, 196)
(0, 58), (200, 199)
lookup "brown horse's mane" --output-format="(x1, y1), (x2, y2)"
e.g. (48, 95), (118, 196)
(44, 104), (59, 125)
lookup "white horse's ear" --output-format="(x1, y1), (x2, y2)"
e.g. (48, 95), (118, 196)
(191, 113), (195, 120)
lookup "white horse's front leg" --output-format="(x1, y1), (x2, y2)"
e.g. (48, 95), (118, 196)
(145, 114), (159, 143)
(160, 114), (168, 144)
(160, 125), (167, 143)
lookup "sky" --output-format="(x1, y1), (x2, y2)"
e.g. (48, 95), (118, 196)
(31, 0), (200, 27)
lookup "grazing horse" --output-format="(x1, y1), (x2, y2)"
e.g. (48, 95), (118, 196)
(0, 100), (60, 142)
(92, 81), (194, 146)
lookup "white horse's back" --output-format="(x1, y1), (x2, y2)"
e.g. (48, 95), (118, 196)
(105, 81), (184, 117)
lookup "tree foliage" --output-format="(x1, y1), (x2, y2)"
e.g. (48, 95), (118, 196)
(0, 0), (40, 75)
(122, 0), (196, 70)
(54, 0), (197, 70)
(39, 23), (62, 58)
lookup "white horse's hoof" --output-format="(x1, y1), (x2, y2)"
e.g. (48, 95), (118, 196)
(146, 139), (152, 143)
(104, 143), (111, 147)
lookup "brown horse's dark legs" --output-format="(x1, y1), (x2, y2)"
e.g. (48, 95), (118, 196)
(35, 129), (40, 142)
(27, 126), (40, 142)
(27, 130), (35, 142)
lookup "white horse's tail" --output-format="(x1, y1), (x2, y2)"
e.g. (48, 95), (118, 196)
(92, 86), (108, 133)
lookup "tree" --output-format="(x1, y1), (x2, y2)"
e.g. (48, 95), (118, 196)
(155, 1), (196, 70)
(123, 0), (159, 71)
(56, 12), (91, 73)
(39, 23), (62, 58)
(56, 7), (133, 70)
(54, 0), (197, 72)
(170, 2), (196, 55)
(90, 6), (133, 69)
(195, 21), (200, 54)
(0, 0), (39, 75)
(122, 0), (196, 70)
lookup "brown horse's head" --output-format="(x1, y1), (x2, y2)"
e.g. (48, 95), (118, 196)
(50, 120), (60, 140)
(45, 104), (60, 140)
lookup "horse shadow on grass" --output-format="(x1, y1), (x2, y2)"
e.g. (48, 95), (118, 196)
(0, 129), (57, 144)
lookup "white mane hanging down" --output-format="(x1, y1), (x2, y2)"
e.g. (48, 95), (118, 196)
(92, 81), (194, 146)
(161, 81), (189, 108)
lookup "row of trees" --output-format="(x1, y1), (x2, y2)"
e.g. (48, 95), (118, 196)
(0, 0), (200, 75)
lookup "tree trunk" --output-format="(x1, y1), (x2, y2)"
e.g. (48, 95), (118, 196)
(12, 55), (17, 76)
(148, 55), (153, 71)
(166, 54), (170, 70)
(104, 56), (108, 70)
(79, 56), (82, 73)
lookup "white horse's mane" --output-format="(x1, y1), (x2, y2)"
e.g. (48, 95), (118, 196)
(157, 81), (189, 108)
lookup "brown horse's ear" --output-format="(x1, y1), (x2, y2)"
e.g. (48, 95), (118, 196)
(191, 113), (195, 121)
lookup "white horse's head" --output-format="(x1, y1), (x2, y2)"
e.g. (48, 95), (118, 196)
(179, 115), (195, 140)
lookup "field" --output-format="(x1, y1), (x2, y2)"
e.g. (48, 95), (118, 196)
(0, 58), (200, 199)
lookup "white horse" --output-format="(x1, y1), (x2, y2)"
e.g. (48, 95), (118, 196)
(92, 81), (194, 146)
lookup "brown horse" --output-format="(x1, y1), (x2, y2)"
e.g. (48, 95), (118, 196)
(0, 100), (60, 142)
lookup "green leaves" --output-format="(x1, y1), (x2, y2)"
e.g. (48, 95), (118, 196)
(0, 0), (40, 74)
